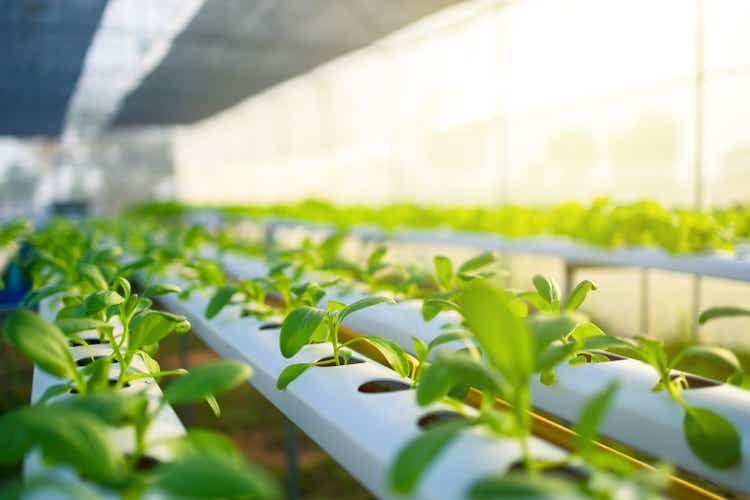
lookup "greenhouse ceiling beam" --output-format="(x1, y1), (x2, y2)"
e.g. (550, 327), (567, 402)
(61, 0), (205, 142)
(112, 0), (466, 127)
(0, 0), (108, 137)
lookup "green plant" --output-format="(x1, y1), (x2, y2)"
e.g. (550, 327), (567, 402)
(421, 252), (499, 321)
(390, 279), (659, 497)
(2, 219), (280, 498)
(584, 332), (744, 469)
(276, 295), (410, 389)
(0, 362), (279, 499)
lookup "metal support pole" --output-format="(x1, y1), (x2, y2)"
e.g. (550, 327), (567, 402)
(284, 417), (300, 500)
(640, 268), (650, 334)
(178, 332), (192, 425)
(563, 262), (575, 300)
(692, 0), (704, 341)
(692, 275), (702, 341)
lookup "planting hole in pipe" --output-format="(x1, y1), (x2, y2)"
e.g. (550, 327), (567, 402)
(575, 350), (626, 363)
(259, 322), (282, 330)
(507, 460), (589, 482)
(69, 338), (108, 347)
(69, 380), (130, 394)
(358, 379), (412, 393)
(128, 454), (162, 472)
(316, 355), (365, 367)
(670, 372), (721, 390)
(417, 410), (466, 430)
(76, 355), (119, 367)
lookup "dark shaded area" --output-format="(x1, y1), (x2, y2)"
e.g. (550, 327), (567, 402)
(113, 0), (464, 126)
(358, 379), (412, 393)
(0, 0), (109, 136)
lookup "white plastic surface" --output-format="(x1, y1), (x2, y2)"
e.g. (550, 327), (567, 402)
(218, 251), (750, 494)
(23, 297), (186, 498)
(158, 284), (570, 500)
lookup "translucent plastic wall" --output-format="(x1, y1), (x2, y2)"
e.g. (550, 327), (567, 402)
(174, 0), (750, 208)
(173, 0), (750, 348)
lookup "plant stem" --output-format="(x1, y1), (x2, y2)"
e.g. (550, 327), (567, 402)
(330, 314), (340, 365)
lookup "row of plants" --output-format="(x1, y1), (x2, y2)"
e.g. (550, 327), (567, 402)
(128, 198), (750, 254)
(6, 214), (748, 497)
(0, 219), (30, 291)
(115, 217), (749, 497)
(0, 219), (281, 499)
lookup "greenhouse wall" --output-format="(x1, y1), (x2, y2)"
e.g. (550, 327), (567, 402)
(170, 0), (750, 348)
(174, 0), (750, 208)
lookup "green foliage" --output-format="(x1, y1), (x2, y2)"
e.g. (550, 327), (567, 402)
(683, 407), (741, 469)
(3, 309), (79, 382)
(389, 420), (471, 494)
(277, 295), (397, 388)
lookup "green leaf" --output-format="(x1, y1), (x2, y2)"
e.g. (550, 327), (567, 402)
(205, 285), (239, 319)
(55, 318), (110, 336)
(671, 345), (744, 385)
(164, 360), (252, 405)
(567, 322), (606, 342)
(339, 295), (395, 322)
(459, 280), (535, 385)
(0, 406), (124, 482)
(458, 251), (496, 273)
(574, 381), (619, 456)
(276, 363), (313, 390)
(4, 309), (77, 380)
(564, 279), (597, 312)
(683, 407), (741, 469)
(699, 306), (750, 325)
(517, 291), (557, 314)
(536, 342), (578, 373)
(23, 284), (69, 306)
(422, 298), (461, 319)
(527, 313), (584, 350)
(143, 283), (182, 297)
(428, 330), (474, 351)
(359, 336), (410, 377)
(417, 352), (503, 405)
(434, 256), (453, 289)
(81, 290), (124, 315)
(367, 246), (387, 269)
(389, 420), (470, 494)
(279, 306), (327, 358)
(60, 392), (146, 427)
(413, 337), (428, 361)
(318, 232), (345, 264)
(136, 349), (161, 375)
(130, 310), (190, 351)
(469, 474), (575, 499)
(111, 277), (131, 298)
(36, 384), (71, 405)
(327, 299), (346, 311)
(155, 452), (280, 499)
(77, 262), (108, 290)
(532, 274), (561, 310)
(118, 256), (155, 277)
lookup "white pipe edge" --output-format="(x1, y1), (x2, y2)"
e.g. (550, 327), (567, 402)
(232, 215), (750, 283)
(217, 251), (750, 494)
(157, 281), (574, 500)
(21, 297), (186, 499)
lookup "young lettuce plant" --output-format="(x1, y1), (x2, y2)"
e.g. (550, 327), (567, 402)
(587, 333), (744, 470)
(276, 296), (410, 389)
(421, 252), (499, 321)
(390, 280), (662, 498)
(0, 361), (279, 499)
(515, 274), (606, 384)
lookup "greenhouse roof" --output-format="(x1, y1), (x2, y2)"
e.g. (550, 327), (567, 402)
(2, 0), (464, 138)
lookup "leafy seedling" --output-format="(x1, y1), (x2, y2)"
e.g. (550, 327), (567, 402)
(276, 295), (409, 389)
